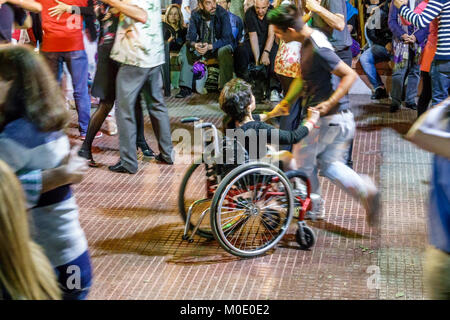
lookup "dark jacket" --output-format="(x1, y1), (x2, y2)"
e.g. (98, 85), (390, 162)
(367, 6), (393, 46)
(187, 5), (233, 52)
(163, 22), (187, 52)
(388, 1), (428, 46)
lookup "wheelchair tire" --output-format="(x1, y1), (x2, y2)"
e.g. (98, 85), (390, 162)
(295, 225), (316, 250)
(210, 162), (294, 257)
(178, 162), (214, 239)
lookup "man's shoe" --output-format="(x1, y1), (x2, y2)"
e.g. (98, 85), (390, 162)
(371, 87), (389, 100)
(175, 87), (192, 98)
(108, 162), (135, 174)
(389, 104), (400, 113)
(155, 154), (173, 165)
(360, 175), (382, 228)
(405, 103), (417, 110)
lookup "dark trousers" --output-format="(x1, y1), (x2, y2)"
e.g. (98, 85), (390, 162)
(234, 41), (281, 93)
(418, 71), (432, 117)
(278, 75), (302, 151)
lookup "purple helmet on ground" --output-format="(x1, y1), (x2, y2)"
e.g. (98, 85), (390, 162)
(193, 61), (207, 80)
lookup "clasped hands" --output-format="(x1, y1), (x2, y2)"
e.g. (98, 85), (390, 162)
(261, 100), (321, 127)
(194, 43), (213, 56)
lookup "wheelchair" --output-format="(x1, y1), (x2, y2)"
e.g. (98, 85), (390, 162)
(178, 117), (317, 258)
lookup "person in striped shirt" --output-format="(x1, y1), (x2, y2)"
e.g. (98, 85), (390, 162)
(394, 0), (450, 104)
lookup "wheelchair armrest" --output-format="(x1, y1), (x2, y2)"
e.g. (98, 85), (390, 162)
(181, 117), (200, 123)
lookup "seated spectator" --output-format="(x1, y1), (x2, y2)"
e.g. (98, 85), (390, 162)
(176, 0), (234, 98)
(234, 0), (282, 103)
(217, 0), (244, 50)
(0, 159), (61, 300)
(0, 44), (92, 300)
(163, 4), (188, 54)
(359, 3), (393, 100)
(388, 0), (428, 112)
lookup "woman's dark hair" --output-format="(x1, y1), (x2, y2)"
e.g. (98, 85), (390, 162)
(267, 3), (304, 31)
(219, 78), (253, 123)
(0, 44), (69, 132)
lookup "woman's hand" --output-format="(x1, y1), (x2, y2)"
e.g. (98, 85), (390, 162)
(394, 0), (407, 9)
(49, 0), (72, 20)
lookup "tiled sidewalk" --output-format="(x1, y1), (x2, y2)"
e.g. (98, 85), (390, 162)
(69, 94), (430, 300)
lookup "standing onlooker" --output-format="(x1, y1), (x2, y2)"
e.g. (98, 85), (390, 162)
(0, 159), (61, 300)
(406, 98), (450, 300)
(388, 0), (428, 112)
(0, 45), (92, 300)
(0, 0), (27, 43)
(24, 0), (93, 139)
(106, 0), (174, 172)
(395, 0), (450, 105)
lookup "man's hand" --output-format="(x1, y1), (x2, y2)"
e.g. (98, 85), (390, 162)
(305, 0), (322, 13)
(394, 0), (407, 9)
(60, 146), (89, 185)
(260, 51), (270, 66)
(265, 99), (290, 119)
(194, 43), (208, 55)
(312, 100), (334, 116)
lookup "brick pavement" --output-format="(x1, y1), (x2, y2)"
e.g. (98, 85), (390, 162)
(69, 93), (430, 300)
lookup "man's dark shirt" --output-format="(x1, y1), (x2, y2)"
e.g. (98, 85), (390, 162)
(244, 5), (273, 50)
(187, 4), (233, 51)
(300, 30), (348, 114)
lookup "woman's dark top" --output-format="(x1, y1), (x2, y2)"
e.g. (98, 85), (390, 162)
(224, 114), (310, 160)
(163, 22), (187, 52)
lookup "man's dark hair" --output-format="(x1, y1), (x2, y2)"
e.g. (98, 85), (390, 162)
(219, 78), (253, 123)
(267, 4), (304, 32)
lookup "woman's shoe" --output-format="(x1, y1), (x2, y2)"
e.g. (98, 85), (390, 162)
(78, 148), (98, 167)
(137, 142), (155, 158)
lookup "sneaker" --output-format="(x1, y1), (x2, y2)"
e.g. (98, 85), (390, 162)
(105, 116), (118, 136)
(80, 131), (102, 140)
(305, 194), (325, 220)
(175, 86), (192, 98)
(270, 89), (282, 102)
(360, 175), (382, 228)
(371, 87), (388, 100)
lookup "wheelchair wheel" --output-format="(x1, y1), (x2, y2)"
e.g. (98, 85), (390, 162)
(210, 162), (294, 257)
(178, 162), (215, 239)
(295, 224), (316, 250)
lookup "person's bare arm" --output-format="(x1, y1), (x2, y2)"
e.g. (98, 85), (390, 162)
(260, 24), (275, 66)
(249, 31), (261, 65)
(313, 61), (357, 116)
(306, 0), (345, 31)
(42, 147), (88, 193)
(6, 0), (42, 12)
(101, 0), (147, 23)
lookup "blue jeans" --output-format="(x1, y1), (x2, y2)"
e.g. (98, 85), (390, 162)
(430, 60), (450, 106)
(43, 50), (91, 135)
(293, 111), (373, 200)
(391, 50), (421, 107)
(54, 250), (93, 300)
(359, 44), (391, 89)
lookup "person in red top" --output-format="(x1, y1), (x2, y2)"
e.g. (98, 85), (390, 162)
(25, 0), (92, 138)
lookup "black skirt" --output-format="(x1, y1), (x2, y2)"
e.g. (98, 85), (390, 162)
(91, 43), (119, 103)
